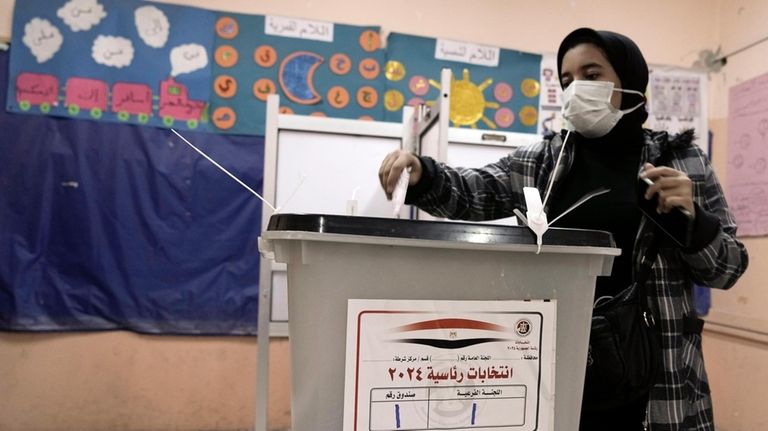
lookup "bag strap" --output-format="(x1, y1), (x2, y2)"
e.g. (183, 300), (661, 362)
(635, 232), (661, 325)
(635, 233), (706, 334)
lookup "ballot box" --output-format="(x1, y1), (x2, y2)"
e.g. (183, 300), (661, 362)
(259, 214), (619, 431)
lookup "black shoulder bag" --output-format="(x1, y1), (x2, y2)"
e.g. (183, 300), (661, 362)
(581, 235), (663, 411)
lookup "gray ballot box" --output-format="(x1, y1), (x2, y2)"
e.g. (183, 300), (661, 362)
(259, 214), (619, 431)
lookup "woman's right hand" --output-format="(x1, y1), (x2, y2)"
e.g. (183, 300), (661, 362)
(378, 150), (423, 200)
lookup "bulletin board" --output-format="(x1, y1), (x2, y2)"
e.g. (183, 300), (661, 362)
(383, 33), (542, 134)
(8, 0), (214, 132)
(209, 14), (384, 135)
(7, 1), (552, 139)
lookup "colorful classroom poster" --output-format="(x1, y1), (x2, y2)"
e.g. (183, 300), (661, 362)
(727, 71), (768, 237)
(383, 33), (542, 134)
(8, 0), (214, 132)
(209, 14), (384, 134)
(343, 299), (556, 431)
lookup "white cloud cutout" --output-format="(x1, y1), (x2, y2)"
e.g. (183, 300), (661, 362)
(57, 0), (107, 32)
(170, 44), (208, 77)
(92, 35), (134, 69)
(22, 18), (63, 63)
(135, 5), (170, 48)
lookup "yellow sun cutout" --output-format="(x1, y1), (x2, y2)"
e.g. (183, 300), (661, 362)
(429, 69), (500, 129)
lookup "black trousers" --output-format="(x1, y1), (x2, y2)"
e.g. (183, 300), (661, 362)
(579, 393), (649, 431)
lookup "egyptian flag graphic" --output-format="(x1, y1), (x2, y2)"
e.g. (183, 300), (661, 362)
(389, 317), (521, 349)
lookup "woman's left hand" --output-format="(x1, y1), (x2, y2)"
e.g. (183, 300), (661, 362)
(640, 162), (696, 218)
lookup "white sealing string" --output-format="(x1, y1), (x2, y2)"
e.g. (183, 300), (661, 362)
(170, 129), (279, 213)
(540, 129), (571, 217)
(548, 187), (610, 226)
(279, 173), (308, 212)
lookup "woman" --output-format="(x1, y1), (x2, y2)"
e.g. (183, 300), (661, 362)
(378, 28), (748, 430)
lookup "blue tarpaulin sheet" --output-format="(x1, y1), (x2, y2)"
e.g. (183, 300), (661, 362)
(0, 49), (265, 335)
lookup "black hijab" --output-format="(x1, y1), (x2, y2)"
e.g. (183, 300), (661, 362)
(556, 27), (649, 134)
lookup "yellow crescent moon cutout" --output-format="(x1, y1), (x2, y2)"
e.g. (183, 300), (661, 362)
(279, 51), (324, 105)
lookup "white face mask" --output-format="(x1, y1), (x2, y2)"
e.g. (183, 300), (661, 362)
(561, 80), (645, 138)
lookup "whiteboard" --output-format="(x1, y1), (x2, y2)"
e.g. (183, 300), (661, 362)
(275, 130), (400, 216)
(267, 128), (402, 328)
(447, 141), (516, 167)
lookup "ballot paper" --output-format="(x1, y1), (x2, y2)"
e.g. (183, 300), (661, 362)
(391, 168), (410, 217)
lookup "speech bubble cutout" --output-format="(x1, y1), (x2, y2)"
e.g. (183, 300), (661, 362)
(22, 18), (64, 63)
(134, 5), (170, 48)
(92, 35), (134, 68)
(170, 44), (209, 76)
(57, 0), (107, 32)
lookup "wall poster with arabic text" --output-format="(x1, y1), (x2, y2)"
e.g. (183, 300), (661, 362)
(209, 14), (384, 135)
(383, 33), (542, 135)
(8, 0), (214, 133)
(727, 71), (768, 237)
(343, 299), (556, 431)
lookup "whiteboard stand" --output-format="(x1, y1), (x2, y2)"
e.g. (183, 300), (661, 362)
(415, 68), (451, 221)
(401, 104), (418, 153)
(255, 95), (413, 431)
(254, 96), (279, 431)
